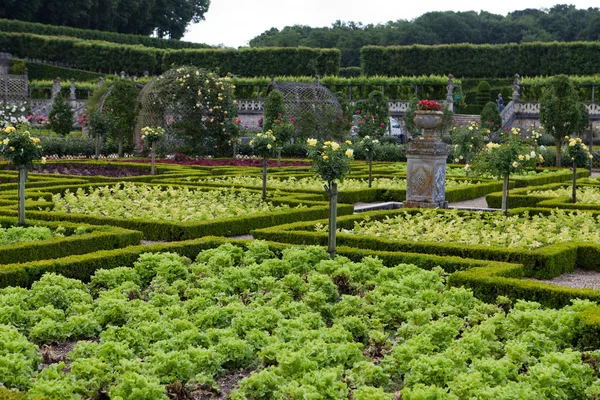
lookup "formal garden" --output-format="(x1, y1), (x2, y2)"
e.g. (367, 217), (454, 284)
(1, 22), (600, 398)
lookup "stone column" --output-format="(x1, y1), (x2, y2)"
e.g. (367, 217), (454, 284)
(445, 74), (454, 112)
(404, 111), (451, 209)
(98, 77), (104, 87)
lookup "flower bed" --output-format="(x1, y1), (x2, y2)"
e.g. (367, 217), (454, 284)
(336, 209), (599, 250)
(119, 158), (312, 167)
(251, 208), (600, 280)
(2, 243), (600, 399)
(52, 183), (301, 223)
(2, 182), (352, 241)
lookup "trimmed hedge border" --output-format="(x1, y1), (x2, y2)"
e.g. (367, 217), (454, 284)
(0, 217), (141, 265)
(0, 182), (354, 241)
(487, 181), (600, 210)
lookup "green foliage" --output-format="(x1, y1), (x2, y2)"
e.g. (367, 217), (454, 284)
(565, 137), (593, 168)
(480, 102), (502, 132)
(48, 95), (73, 136)
(0, 125), (44, 168)
(0, 324), (40, 390)
(356, 91), (390, 130)
(263, 91), (286, 132)
(306, 139), (354, 184)
(103, 79), (139, 156)
(153, 67), (239, 156)
(24, 60), (104, 81)
(8, 58), (26, 74)
(250, 131), (277, 159)
(87, 109), (116, 140)
(539, 75), (582, 167)
(451, 121), (486, 166)
(473, 128), (539, 179)
(475, 81), (491, 106)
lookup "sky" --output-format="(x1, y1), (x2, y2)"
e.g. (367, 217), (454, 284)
(182, 0), (599, 48)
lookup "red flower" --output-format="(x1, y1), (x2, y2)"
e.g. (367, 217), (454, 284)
(355, 110), (361, 114)
(417, 99), (442, 111)
(380, 123), (385, 127)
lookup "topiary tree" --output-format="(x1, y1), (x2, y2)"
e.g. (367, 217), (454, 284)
(263, 91), (286, 132)
(48, 94), (73, 136)
(103, 79), (139, 157)
(475, 81), (491, 108)
(480, 102), (502, 132)
(539, 75), (581, 168)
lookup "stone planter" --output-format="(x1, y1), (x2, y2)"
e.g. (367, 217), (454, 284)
(413, 110), (444, 138)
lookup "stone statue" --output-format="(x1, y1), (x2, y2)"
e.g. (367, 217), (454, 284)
(51, 77), (61, 100)
(70, 78), (76, 100)
(512, 74), (521, 101)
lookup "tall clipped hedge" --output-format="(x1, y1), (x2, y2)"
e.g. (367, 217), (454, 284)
(0, 31), (341, 77)
(0, 18), (210, 50)
(162, 47), (341, 77)
(0, 32), (160, 74)
(361, 42), (600, 77)
(25, 61), (105, 81)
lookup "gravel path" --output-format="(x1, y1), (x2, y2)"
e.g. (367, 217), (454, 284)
(525, 269), (600, 290)
(448, 196), (489, 208)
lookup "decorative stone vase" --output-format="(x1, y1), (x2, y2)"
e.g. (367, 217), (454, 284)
(413, 110), (444, 138)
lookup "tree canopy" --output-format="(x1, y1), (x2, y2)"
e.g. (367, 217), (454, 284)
(250, 5), (600, 66)
(0, 0), (210, 39)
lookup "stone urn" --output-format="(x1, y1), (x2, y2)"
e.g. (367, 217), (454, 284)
(404, 110), (450, 209)
(413, 110), (444, 138)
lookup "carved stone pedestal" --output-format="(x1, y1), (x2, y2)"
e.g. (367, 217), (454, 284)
(404, 110), (451, 209)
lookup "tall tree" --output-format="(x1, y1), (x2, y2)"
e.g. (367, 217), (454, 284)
(539, 75), (581, 167)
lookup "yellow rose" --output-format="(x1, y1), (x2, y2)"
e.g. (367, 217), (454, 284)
(512, 161), (518, 167)
(307, 138), (317, 147)
(330, 142), (340, 151)
(2, 138), (8, 145)
(518, 155), (524, 161)
(322, 155), (329, 161)
(345, 149), (354, 158)
(4, 126), (15, 134)
(345, 140), (352, 145)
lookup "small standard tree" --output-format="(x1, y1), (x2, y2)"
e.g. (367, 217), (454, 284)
(564, 137), (593, 203)
(480, 102), (502, 133)
(306, 138), (354, 259)
(359, 136), (380, 187)
(103, 79), (139, 157)
(473, 128), (539, 214)
(49, 94), (74, 136)
(539, 75), (581, 167)
(250, 131), (277, 200)
(0, 125), (44, 226)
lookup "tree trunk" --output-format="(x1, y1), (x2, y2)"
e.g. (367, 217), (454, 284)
(151, 142), (156, 176)
(572, 164), (577, 203)
(95, 134), (100, 161)
(118, 135), (123, 158)
(17, 166), (27, 226)
(590, 129), (594, 176)
(368, 156), (373, 188)
(262, 157), (267, 201)
(277, 148), (282, 168)
(502, 174), (509, 215)
(555, 139), (562, 168)
(327, 181), (338, 259)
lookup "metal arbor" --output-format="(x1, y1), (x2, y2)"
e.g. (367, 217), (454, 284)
(266, 79), (343, 139)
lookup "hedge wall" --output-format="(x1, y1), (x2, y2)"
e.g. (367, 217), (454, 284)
(0, 32), (161, 74)
(0, 18), (210, 50)
(161, 47), (341, 77)
(361, 42), (600, 78)
(0, 31), (341, 76)
(24, 60), (105, 81)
